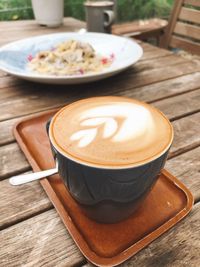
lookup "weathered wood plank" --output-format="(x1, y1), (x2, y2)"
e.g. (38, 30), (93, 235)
(0, 47), (171, 92)
(153, 89), (200, 120)
(0, 178), (52, 229)
(1, 61), (199, 122)
(0, 53), (186, 107)
(0, 186), (200, 267)
(1, 147), (200, 266)
(0, 209), (85, 267)
(0, 76), (25, 89)
(1, 72), (200, 146)
(111, 18), (167, 36)
(0, 117), (18, 146)
(140, 48), (171, 61)
(169, 112), (200, 158)
(139, 42), (162, 51)
(174, 21), (200, 41)
(120, 72), (200, 103)
(166, 146), (200, 202)
(0, 19), (158, 54)
(179, 7), (200, 24)
(0, 143), (30, 179)
(1, 18), (200, 267)
(0, 87), (70, 121)
(170, 35), (200, 56)
(121, 88), (200, 120)
(0, 110), (57, 146)
(84, 203), (200, 267)
(0, 97), (199, 180)
(0, 113), (199, 230)
(0, 50), (174, 101)
(0, 86), (26, 101)
(0, 54), (188, 104)
(135, 54), (187, 72)
(1, 90), (199, 181)
(0, 18), (86, 46)
(120, 60), (200, 82)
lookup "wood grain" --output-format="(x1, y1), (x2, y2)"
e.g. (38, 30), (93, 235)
(111, 19), (167, 35)
(0, 54), (188, 104)
(166, 146), (200, 202)
(179, 7), (200, 24)
(170, 112), (200, 157)
(84, 203), (200, 267)
(0, 90), (199, 179)
(1, 18), (200, 267)
(174, 22), (200, 41)
(120, 72), (200, 103)
(0, 117), (20, 146)
(153, 89), (200, 120)
(0, 75), (25, 89)
(0, 177), (52, 229)
(0, 46), (171, 90)
(0, 89), (199, 181)
(1, 147), (200, 267)
(0, 112), (199, 230)
(0, 143), (30, 179)
(0, 52), (183, 101)
(1, 72), (200, 146)
(112, 86), (200, 123)
(170, 36), (200, 56)
(0, 61), (199, 122)
(140, 48), (171, 61)
(0, 209), (85, 267)
(160, 0), (200, 56)
(0, 17), (86, 46)
(134, 54), (187, 73)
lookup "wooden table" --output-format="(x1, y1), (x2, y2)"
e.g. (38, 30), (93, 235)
(0, 18), (200, 267)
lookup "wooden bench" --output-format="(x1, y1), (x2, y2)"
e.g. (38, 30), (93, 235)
(112, 0), (200, 56)
(160, 0), (200, 55)
(112, 18), (168, 42)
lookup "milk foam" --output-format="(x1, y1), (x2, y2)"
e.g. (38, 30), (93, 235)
(50, 97), (173, 168)
(70, 103), (155, 147)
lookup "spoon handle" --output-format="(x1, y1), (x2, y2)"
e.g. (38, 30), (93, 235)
(9, 168), (58, 185)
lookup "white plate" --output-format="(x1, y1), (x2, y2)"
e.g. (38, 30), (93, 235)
(0, 32), (143, 84)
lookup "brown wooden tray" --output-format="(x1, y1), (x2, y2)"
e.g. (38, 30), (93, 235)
(13, 109), (194, 267)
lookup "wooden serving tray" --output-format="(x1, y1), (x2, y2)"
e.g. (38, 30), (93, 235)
(14, 110), (194, 267)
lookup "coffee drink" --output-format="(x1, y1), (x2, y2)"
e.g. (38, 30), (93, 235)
(49, 96), (173, 168)
(48, 96), (173, 223)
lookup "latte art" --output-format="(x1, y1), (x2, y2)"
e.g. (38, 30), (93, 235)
(50, 97), (173, 168)
(70, 103), (155, 148)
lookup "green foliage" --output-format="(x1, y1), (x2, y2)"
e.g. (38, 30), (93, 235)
(117, 0), (172, 22)
(0, 0), (173, 21)
(0, 0), (33, 20)
(64, 0), (85, 20)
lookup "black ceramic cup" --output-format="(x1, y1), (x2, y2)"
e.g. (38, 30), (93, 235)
(46, 97), (173, 223)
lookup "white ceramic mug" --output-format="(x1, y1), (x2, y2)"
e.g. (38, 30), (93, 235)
(31, 0), (64, 27)
(84, 1), (115, 33)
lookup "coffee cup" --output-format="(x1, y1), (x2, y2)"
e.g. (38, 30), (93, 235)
(47, 96), (173, 223)
(84, 1), (115, 33)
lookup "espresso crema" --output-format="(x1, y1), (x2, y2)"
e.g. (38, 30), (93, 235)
(49, 97), (173, 168)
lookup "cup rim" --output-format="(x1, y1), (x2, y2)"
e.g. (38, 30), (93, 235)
(48, 96), (174, 170)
